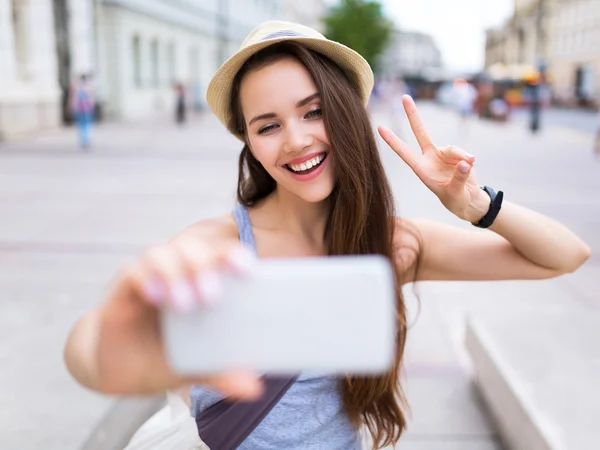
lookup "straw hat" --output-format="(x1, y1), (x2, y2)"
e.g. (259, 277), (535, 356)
(206, 20), (374, 138)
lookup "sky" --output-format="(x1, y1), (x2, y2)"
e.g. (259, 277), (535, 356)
(382, 0), (515, 73)
(323, 0), (516, 74)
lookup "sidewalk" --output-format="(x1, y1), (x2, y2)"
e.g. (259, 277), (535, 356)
(0, 103), (597, 449)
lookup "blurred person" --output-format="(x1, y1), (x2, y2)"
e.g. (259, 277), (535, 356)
(63, 21), (591, 450)
(594, 109), (600, 157)
(453, 78), (477, 132)
(489, 96), (510, 122)
(175, 82), (187, 125)
(69, 74), (95, 150)
(526, 68), (547, 134)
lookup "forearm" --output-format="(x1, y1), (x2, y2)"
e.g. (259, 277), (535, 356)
(486, 200), (591, 273)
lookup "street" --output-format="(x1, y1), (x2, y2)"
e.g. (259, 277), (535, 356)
(511, 106), (599, 135)
(0, 103), (598, 450)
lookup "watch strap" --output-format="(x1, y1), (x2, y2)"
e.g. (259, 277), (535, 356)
(472, 186), (504, 228)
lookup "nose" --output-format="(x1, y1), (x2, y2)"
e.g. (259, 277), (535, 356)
(283, 121), (313, 154)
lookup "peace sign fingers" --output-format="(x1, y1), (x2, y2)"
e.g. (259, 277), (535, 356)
(378, 125), (421, 174)
(402, 95), (436, 153)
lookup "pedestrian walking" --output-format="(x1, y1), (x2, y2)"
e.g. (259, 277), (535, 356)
(452, 78), (477, 134)
(63, 21), (591, 450)
(594, 109), (600, 158)
(69, 74), (95, 150)
(175, 82), (187, 125)
(526, 68), (547, 134)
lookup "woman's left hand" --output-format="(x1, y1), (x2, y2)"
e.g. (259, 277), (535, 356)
(378, 95), (490, 223)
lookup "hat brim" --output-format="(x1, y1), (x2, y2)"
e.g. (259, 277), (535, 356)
(206, 36), (374, 140)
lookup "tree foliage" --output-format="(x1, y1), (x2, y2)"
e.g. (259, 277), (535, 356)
(323, 0), (393, 71)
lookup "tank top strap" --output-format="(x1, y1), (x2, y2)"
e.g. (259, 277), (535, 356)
(232, 204), (258, 254)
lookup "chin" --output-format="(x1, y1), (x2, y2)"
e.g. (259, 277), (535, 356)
(297, 184), (335, 203)
(277, 177), (335, 204)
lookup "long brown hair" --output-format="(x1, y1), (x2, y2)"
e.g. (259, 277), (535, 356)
(229, 42), (413, 449)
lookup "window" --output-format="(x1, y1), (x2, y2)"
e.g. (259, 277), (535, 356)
(190, 46), (200, 84)
(11, 0), (30, 80)
(132, 35), (142, 87)
(167, 42), (176, 85)
(151, 39), (159, 87)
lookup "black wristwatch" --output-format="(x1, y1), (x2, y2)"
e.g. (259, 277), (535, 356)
(472, 186), (504, 228)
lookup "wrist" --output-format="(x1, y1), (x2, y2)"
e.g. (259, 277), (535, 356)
(467, 189), (491, 223)
(471, 186), (504, 228)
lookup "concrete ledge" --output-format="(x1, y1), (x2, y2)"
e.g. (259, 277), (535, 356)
(80, 395), (165, 450)
(465, 310), (600, 450)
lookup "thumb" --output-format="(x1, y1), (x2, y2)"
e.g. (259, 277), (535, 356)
(448, 161), (472, 192)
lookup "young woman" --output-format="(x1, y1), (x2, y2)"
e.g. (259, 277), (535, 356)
(64, 22), (590, 449)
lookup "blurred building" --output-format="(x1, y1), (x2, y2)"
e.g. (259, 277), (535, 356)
(93, 0), (326, 121)
(485, 0), (558, 68)
(484, 0), (600, 107)
(283, 0), (326, 32)
(379, 29), (443, 81)
(0, 0), (61, 139)
(551, 0), (600, 106)
(0, 0), (326, 138)
(94, 0), (283, 121)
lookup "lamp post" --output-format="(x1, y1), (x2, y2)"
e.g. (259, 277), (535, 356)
(529, 0), (547, 133)
(52, 0), (72, 124)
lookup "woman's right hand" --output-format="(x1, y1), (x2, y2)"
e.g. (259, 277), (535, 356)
(82, 236), (262, 399)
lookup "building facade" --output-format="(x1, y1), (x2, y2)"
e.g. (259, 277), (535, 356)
(95, 0), (326, 121)
(283, 0), (326, 32)
(485, 0), (559, 69)
(551, 0), (600, 106)
(379, 29), (443, 81)
(483, 0), (600, 106)
(0, 0), (326, 138)
(0, 0), (61, 139)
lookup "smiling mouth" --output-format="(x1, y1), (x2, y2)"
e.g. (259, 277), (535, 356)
(285, 152), (328, 175)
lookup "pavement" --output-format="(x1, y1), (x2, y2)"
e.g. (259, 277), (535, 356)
(0, 103), (597, 450)
(510, 106), (599, 135)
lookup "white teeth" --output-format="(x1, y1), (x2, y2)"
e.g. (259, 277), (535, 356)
(288, 154), (325, 173)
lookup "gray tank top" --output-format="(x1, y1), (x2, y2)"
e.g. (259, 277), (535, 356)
(190, 205), (362, 449)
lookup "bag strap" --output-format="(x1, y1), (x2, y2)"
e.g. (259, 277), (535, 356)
(195, 374), (298, 450)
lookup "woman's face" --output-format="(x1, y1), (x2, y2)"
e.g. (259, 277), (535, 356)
(240, 57), (335, 203)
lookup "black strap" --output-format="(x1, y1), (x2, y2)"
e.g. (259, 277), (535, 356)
(195, 375), (298, 450)
(472, 186), (504, 228)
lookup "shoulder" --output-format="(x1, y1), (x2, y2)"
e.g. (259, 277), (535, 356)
(170, 213), (239, 245)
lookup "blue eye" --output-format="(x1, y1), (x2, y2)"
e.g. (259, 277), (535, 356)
(305, 108), (322, 119)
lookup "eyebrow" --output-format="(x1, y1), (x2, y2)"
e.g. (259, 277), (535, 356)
(248, 93), (320, 126)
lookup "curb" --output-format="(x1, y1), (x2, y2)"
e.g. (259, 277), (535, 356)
(80, 395), (166, 450)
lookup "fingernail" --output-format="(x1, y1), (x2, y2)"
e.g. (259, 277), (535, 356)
(459, 163), (470, 173)
(143, 278), (166, 306)
(466, 153), (475, 159)
(227, 247), (256, 274)
(196, 271), (223, 306)
(170, 280), (197, 312)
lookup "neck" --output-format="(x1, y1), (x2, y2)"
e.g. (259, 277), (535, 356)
(263, 187), (330, 245)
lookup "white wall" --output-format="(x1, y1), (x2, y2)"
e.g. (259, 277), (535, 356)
(69, 0), (96, 77)
(100, 4), (219, 120)
(0, 0), (60, 138)
(0, 0), (16, 86)
(98, 0), (327, 121)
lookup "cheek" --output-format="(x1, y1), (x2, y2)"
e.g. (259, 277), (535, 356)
(313, 121), (329, 145)
(248, 139), (280, 169)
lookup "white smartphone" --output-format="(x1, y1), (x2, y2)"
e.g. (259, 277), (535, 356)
(161, 255), (397, 376)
